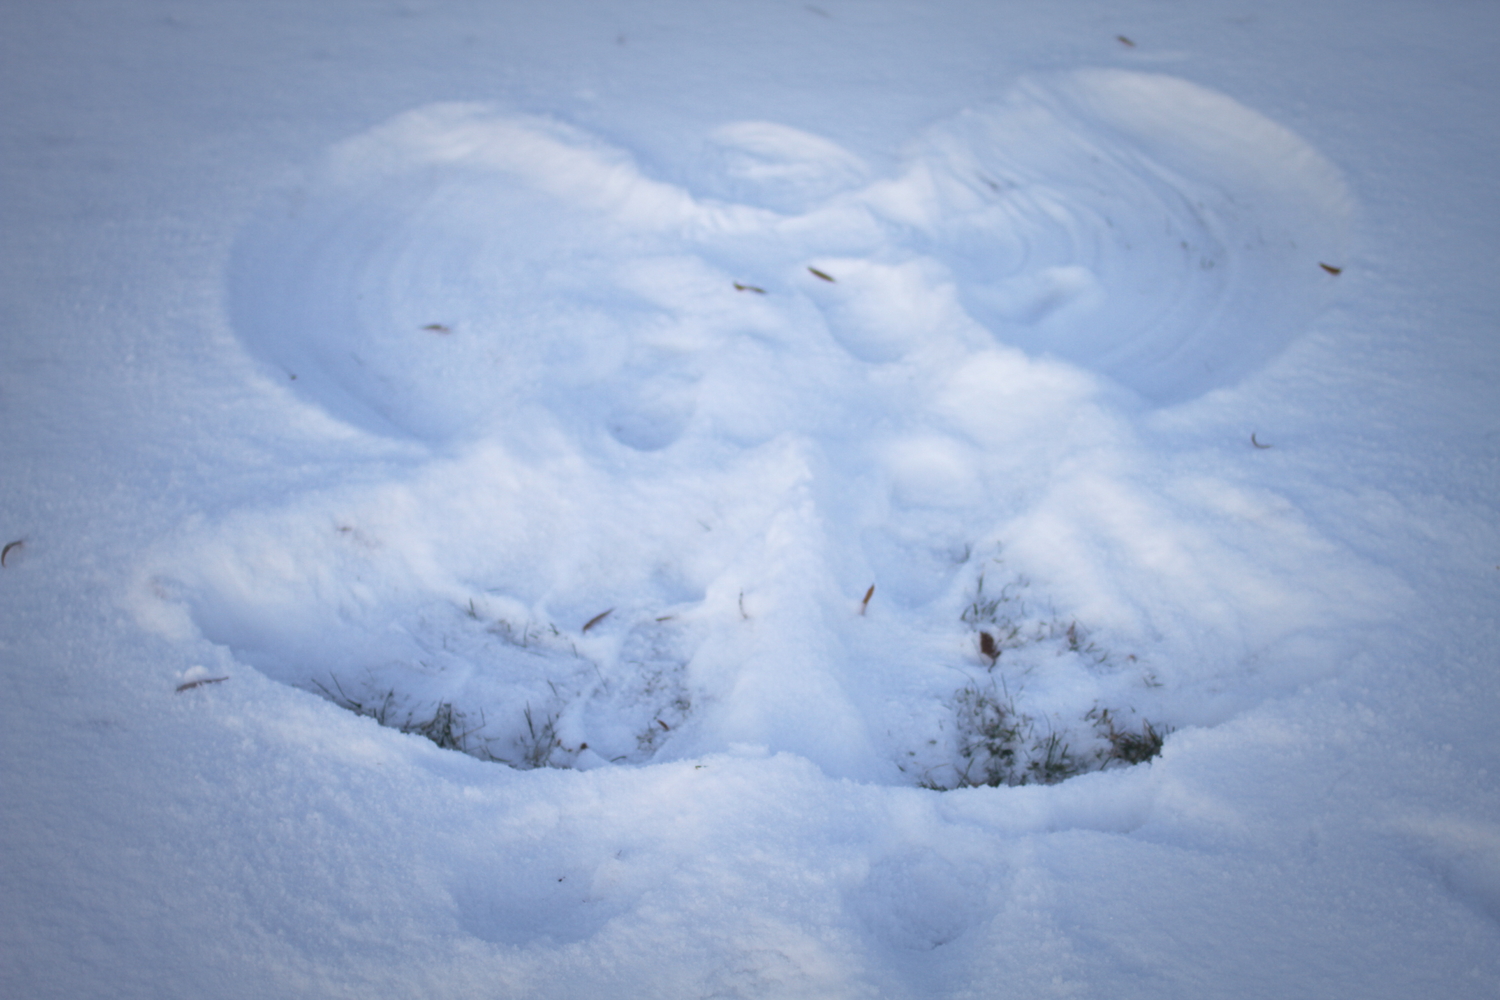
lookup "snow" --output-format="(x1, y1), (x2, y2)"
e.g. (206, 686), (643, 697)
(2, 1), (1498, 997)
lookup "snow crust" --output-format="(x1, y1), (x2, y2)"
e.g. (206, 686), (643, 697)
(2, 2), (1498, 997)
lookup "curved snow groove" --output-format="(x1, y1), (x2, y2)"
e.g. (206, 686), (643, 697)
(902, 70), (1353, 402)
(230, 69), (1350, 446)
(184, 71), (1374, 786)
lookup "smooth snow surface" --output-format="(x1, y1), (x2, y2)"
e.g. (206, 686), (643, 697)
(3, 2), (1499, 998)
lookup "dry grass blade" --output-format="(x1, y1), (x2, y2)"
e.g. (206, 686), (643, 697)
(581, 608), (614, 633)
(175, 676), (229, 692)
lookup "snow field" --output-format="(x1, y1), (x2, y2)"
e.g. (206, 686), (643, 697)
(5, 2), (1499, 997)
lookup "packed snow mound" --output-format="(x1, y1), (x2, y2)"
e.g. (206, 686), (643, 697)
(153, 70), (1383, 785)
